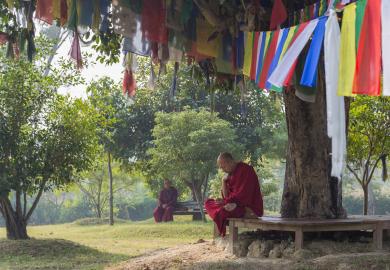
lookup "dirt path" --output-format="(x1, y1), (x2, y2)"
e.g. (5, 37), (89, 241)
(108, 240), (390, 270)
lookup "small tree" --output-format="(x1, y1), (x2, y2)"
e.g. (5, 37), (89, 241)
(77, 154), (135, 219)
(0, 59), (98, 239)
(347, 96), (389, 215)
(148, 109), (242, 221)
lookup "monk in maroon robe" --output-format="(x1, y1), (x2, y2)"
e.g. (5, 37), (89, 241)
(154, 179), (178, 222)
(205, 153), (263, 236)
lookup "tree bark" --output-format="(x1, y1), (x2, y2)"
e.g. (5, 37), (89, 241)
(368, 183), (375, 215)
(190, 182), (207, 222)
(108, 152), (114, 225)
(363, 184), (368, 215)
(0, 197), (29, 240)
(281, 65), (345, 219)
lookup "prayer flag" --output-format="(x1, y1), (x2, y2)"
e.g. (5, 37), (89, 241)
(270, 0), (287, 30)
(353, 0), (382, 96)
(243, 32), (254, 76)
(382, 0), (390, 96)
(301, 16), (327, 88)
(268, 19), (319, 88)
(324, 10), (346, 179)
(337, 3), (356, 96)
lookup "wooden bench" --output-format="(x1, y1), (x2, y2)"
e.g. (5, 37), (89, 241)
(226, 215), (390, 255)
(173, 201), (205, 221)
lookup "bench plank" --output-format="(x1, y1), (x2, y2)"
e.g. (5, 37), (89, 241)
(226, 215), (390, 255)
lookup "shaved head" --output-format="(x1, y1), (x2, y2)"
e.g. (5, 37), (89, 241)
(217, 152), (237, 173)
(218, 152), (234, 162)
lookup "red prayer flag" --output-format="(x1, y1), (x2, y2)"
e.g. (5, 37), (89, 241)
(270, 0), (287, 30)
(69, 32), (83, 69)
(141, 0), (168, 44)
(0, 32), (8, 45)
(353, 0), (382, 96)
(123, 69), (136, 97)
(35, 0), (53, 24)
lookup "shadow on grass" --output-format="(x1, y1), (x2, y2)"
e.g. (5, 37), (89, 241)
(0, 238), (129, 270)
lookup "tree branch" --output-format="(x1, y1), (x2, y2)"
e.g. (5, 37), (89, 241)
(347, 164), (363, 186)
(367, 156), (383, 185)
(0, 202), (4, 217)
(25, 181), (47, 221)
(15, 190), (22, 219)
(23, 191), (27, 217)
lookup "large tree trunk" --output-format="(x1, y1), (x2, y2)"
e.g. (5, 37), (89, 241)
(108, 152), (114, 225)
(281, 66), (345, 219)
(0, 197), (29, 240)
(363, 184), (368, 215)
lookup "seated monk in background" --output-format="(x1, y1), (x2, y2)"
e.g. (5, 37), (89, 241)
(205, 152), (263, 236)
(154, 179), (178, 223)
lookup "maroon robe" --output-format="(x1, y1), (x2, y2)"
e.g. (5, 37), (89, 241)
(154, 187), (178, 222)
(205, 162), (263, 236)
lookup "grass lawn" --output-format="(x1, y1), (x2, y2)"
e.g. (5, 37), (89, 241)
(0, 216), (213, 270)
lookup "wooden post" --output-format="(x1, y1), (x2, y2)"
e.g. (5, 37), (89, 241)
(373, 223), (383, 250)
(295, 228), (303, 250)
(228, 220), (238, 255)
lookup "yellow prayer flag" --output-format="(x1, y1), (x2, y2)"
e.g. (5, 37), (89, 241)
(196, 18), (219, 58)
(243, 32), (254, 76)
(338, 3), (357, 97)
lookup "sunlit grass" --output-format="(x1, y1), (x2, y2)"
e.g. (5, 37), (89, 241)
(0, 216), (214, 270)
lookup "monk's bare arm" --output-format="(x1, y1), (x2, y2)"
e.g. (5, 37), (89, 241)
(221, 175), (229, 198)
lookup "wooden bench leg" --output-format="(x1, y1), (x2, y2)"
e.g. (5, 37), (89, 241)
(373, 223), (383, 250)
(295, 228), (303, 250)
(229, 221), (238, 255)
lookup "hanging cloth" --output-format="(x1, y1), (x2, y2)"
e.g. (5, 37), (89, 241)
(166, 0), (184, 31)
(324, 10), (346, 179)
(270, 0), (287, 30)
(141, 0), (168, 44)
(69, 31), (82, 69)
(113, 3), (138, 38)
(91, 0), (100, 32)
(300, 16), (327, 88)
(236, 31), (245, 71)
(295, 44), (317, 103)
(99, 0), (110, 33)
(337, 3), (356, 96)
(123, 70), (136, 97)
(382, 0), (390, 96)
(266, 28), (289, 90)
(67, 0), (78, 30)
(268, 19), (318, 89)
(258, 30), (280, 89)
(255, 32), (267, 84)
(77, 0), (94, 27)
(250, 32), (260, 80)
(353, 0), (382, 96)
(243, 32), (254, 76)
(196, 17), (218, 58)
(355, 0), (367, 48)
(114, 2), (150, 56)
(52, 0), (60, 20)
(170, 62), (179, 97)
(36, 0), (53, 24)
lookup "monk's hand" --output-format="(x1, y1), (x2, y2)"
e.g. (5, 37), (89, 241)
(224, 203), (237, 212)
(222, 174), (229, 182)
